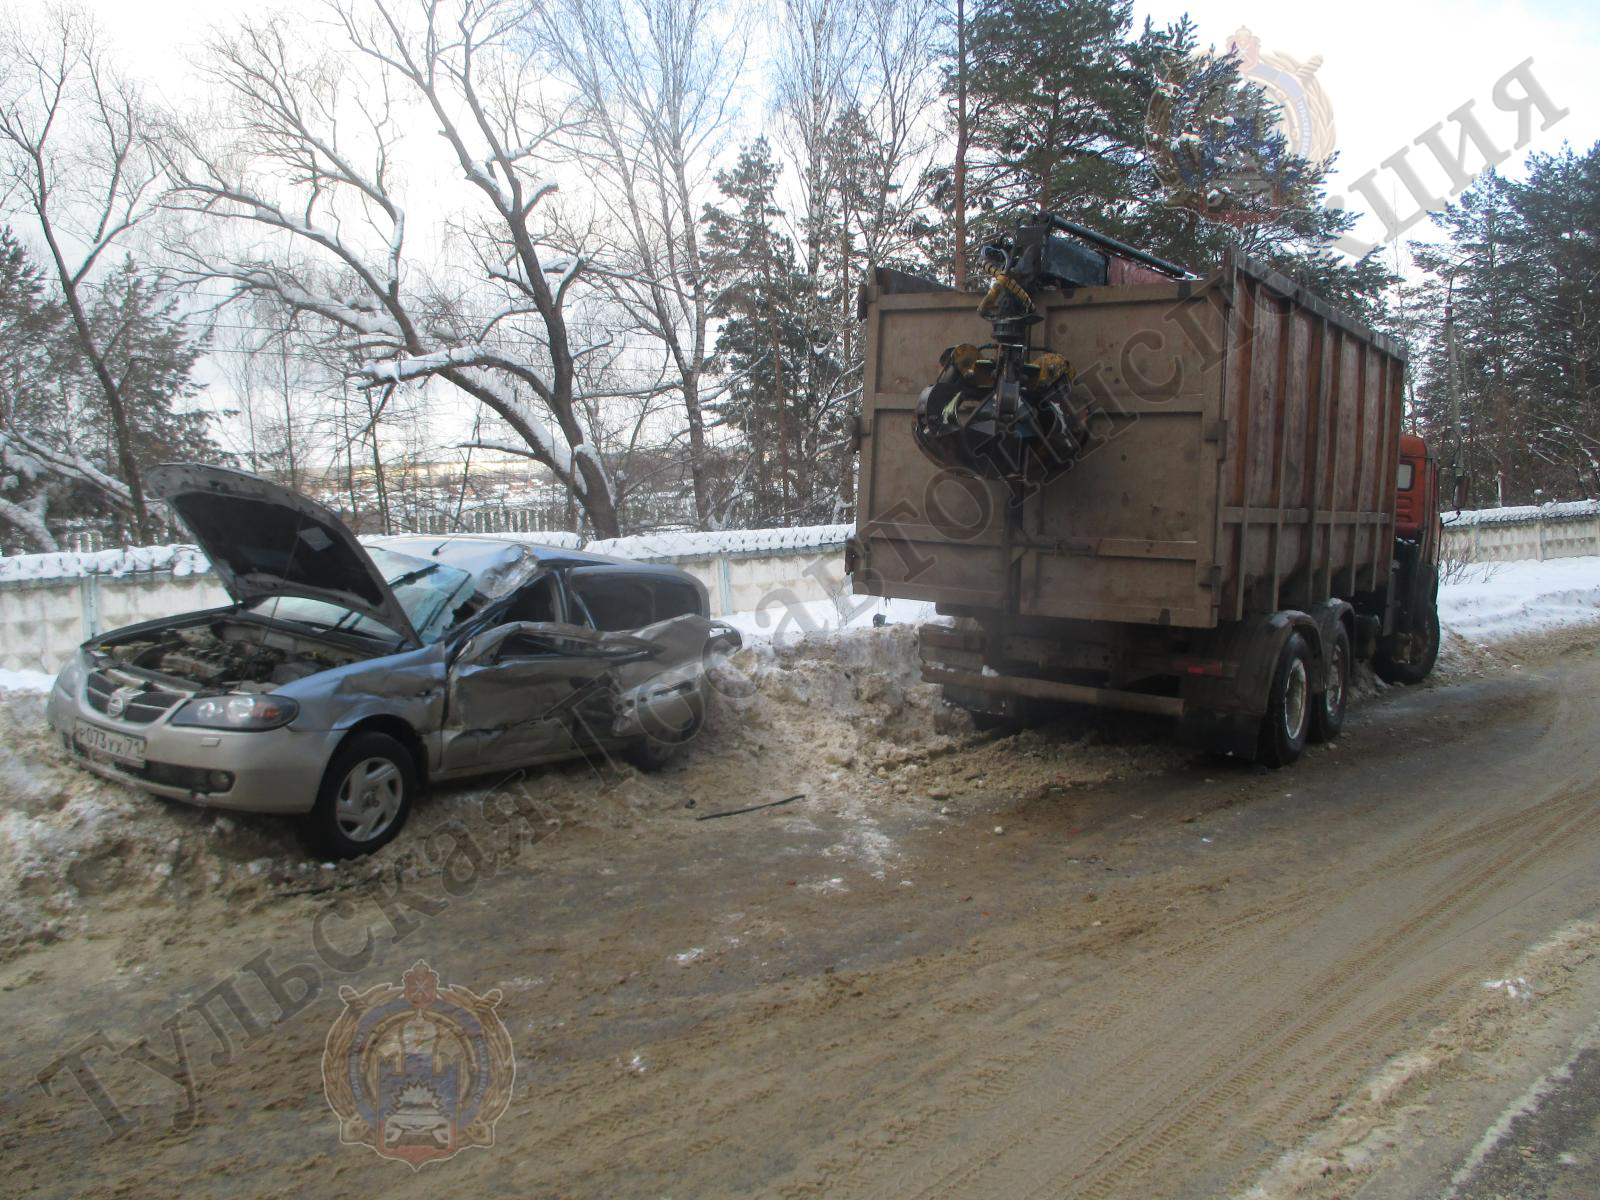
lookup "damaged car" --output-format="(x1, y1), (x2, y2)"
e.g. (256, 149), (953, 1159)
(47, 464), (741, 857)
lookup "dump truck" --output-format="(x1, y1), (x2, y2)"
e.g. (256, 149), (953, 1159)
(848, 215), (1441, 765)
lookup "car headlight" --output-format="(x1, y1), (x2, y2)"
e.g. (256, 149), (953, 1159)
(172, 693), (299, 731)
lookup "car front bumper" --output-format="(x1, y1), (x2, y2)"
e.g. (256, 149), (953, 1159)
(47, 676), (337, 815)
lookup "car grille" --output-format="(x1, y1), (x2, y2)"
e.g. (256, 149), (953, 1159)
(84, 671), (187, 725)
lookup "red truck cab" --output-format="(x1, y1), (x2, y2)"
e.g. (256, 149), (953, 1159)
(1376, 432), (1442, 686)
(1394, 433), (1438, 539)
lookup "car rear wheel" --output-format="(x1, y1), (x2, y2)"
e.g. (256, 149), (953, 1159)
(624, 700), (705, 771)
(1309, 625), (1350, 743)
(1258, 633), (1312, 768)
(303, 732), (416, 858)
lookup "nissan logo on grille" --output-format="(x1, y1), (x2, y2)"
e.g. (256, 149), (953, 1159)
(106, 686), (141, 718)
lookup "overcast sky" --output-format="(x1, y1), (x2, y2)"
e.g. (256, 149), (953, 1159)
(1134, 0), (1596, 256)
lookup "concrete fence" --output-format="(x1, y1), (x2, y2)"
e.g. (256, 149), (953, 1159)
(0, 528), (851, 675)
(1442, 500), (1600, 564)
(6, 503), (1594, 675)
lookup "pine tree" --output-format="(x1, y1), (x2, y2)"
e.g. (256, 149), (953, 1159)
(1413, 172), (1533, 507)
(702, 140), (813, 527)
(1514, 144), (1600, 496)
(82, 258), (222, 474)
(961, 0), (1137, 234)
(0, 228), (67, 436)
(924, 1), (1390, 316)
(0, 238), (223, 550)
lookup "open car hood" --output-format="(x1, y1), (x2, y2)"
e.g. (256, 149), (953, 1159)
(147, 463), (421, 647)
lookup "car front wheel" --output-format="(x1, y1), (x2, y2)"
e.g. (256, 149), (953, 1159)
(303, 731), (416, 858)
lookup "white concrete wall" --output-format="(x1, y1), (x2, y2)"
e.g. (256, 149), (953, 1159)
(0, 574), (230, 674)
(1443, 515), (1600, 564)
(675, 549), (849, 618)
(0, 535), (849, 674)
(7, 508), (1592, 674)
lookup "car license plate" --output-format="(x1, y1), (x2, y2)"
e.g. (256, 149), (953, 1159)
(74, 720), (146, 767)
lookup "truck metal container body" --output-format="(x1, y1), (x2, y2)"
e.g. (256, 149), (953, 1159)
(852, 249), (1407, 631)
(851, 243), (1430, 764)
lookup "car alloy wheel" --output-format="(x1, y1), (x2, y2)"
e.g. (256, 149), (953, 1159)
(335, 756), (404, 843)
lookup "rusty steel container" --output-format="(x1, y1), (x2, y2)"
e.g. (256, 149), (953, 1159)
(851, 249), (1407, 630)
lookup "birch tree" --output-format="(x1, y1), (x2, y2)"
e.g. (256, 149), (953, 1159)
(771, 0), (939, 518)
(162, 0), (625, 536)
(0, 5), (164, 540)
(534, 0), (743, 529)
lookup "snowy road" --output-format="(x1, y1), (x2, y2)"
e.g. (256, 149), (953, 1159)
(4, 588), (1600, 1197)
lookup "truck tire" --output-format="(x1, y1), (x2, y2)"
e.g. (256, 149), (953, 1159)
(302, 732), (416, 859)
(1258, 633), (1313, 768)
(1309, 624), (1350, 743)
(1376, 603), (1440, 686)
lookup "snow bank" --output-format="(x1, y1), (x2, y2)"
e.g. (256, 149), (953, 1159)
(586, 524), (852, 562)
(1440, 556), (1600, 644)
(0, 689), (310, 960)
(717, 557), (1600, 652)
(1444, 499), (1600, 527)
(0, 544), (211, 584)
(0, 668), (54, 693)
(723, 596), (941, 645)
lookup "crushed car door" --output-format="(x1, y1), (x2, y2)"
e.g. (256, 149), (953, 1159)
(606, 614), (740, 740)
(442, 619), (655, 774)
(564, 572), (742, 742)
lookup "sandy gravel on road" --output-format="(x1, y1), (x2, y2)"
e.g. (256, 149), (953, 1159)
(5, 622), (1600, 1200)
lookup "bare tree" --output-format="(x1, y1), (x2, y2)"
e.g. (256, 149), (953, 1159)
(773, 0), (862, 279)
(533, 0), (744, 530)
(0, 5), (163, 540)
(160, 0), (628, 536)
(940, 0), (972, 290)
(207, 300), (330, 489)
(837, 0), (940, 342)
(0, 427), (137, 551)
(771, 0), (938, 519)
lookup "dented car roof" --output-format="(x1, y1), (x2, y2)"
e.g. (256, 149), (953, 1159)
(368, 534), (706, 597)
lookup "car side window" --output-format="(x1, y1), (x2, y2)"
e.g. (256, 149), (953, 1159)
(571, 575), (654, 632)
(650, 580), (702, 621)
(496, 576), (562, 658)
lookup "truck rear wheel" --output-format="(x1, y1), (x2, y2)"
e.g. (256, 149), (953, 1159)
(1309, 625), (1350, 743)
(1258, 633), (1312, 768)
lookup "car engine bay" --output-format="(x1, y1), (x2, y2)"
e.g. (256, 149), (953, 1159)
(95, 620), (369, 691)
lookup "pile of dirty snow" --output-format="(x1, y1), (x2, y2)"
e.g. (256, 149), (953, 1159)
(723, 595), (941, 646)
(0, 688), (331, 961)
(714, 623), (971, 764)
(0, 668), (52, 693)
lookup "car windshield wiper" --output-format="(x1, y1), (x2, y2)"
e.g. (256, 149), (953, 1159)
(387, 564), (440, 588)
